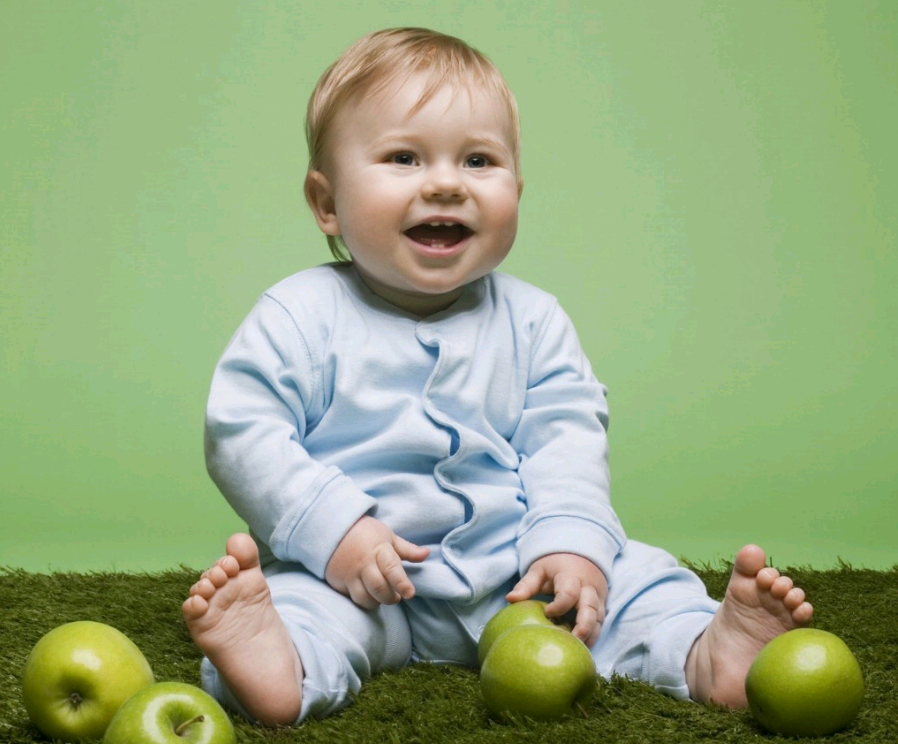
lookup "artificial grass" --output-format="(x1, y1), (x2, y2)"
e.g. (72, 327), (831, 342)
(1, 560), (896, 744)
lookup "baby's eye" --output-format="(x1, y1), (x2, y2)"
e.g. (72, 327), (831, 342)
(466, 155), (489, 169)
(391, 152), (417, 166)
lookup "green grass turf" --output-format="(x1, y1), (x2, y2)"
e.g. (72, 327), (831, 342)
(2, 560), (896, 743)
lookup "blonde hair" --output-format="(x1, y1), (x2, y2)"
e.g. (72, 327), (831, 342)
(305, 27), (522, 261)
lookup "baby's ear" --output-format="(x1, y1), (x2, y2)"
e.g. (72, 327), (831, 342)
(304, 170), (340, 235)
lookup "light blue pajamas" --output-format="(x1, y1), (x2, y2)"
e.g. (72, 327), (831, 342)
(202, 264), (719, 722)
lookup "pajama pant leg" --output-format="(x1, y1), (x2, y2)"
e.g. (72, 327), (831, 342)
(200, 561), (414, 723)
(401, 580), (516, 667)
(590, 539), (720, 699)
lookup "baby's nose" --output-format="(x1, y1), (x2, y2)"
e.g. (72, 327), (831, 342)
(421, 164), (468, 200)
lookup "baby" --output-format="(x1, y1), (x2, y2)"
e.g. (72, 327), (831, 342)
(182, 27), (813, 726)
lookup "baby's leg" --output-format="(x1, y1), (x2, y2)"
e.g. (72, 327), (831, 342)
(182, 534), (303, 726)
(185, 533), (414, 726)
(590, 540), (812, 708)
(685, 544), (813, 707)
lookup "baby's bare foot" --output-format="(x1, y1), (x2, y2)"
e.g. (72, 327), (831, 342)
(686, 544), (813, 708)
(183, 533), (303, 726)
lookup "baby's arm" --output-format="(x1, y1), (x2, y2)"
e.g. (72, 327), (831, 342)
(324, 515), (430, 609)
(505, 298), (625, 647)
(205, 296), (375, 582)
(506, 553), (608, 647)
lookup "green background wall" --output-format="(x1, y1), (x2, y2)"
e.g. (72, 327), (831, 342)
(3, 0), (895, 572)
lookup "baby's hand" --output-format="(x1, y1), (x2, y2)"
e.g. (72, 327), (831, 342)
(506, 552), (608, 647)
(325, 515), (430, 610)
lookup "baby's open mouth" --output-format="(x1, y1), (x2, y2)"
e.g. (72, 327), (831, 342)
(404, 221), (473, 248)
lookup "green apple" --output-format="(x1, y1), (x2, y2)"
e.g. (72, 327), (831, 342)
(22, 620), (155, 741)
(103, 682), (236, 744)
(477, 599), (570, 665)
(745, 628), (864, 737)
(480, 624), (597, 721)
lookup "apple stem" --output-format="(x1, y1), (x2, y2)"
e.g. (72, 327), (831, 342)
(174, 715), (205, 737)
(575, 702), (590, 719)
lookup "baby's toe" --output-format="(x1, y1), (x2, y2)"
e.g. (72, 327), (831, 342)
(734, 544), (767, 575)
(769, 575), (794, 599)
(755, 566), (781, 590)
(220, 554), (240, 577)
(206, 564), (230, 587)
(793, 601), (814, 624)
(783, 586), (806, 610)
(191, 577), (217, 600)
(182, 594), (209, 620)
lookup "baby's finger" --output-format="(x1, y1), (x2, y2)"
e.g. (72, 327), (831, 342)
(505, 569), (546, 603)
(392, 534), (431, 563)
(375, 544), (416, 600)
(572, 587), (602, 647)
(543, 574), (581, 618)
(347, 576), (383, 610)
(359, 563), (403, 606)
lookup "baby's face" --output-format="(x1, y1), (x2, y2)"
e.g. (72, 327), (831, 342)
(310, 74), (520, 315)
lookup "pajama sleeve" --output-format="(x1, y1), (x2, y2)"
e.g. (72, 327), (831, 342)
(510, 301), (626, 582)
(204, 294), (377, 578)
